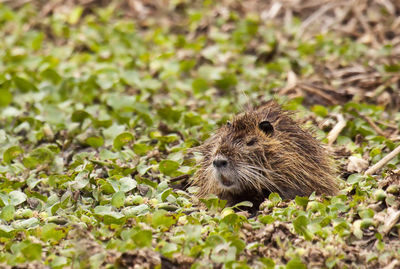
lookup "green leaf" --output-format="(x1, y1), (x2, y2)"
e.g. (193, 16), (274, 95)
(51, 256), (68, 268)
(21, 242), (42, 261)
(311, 105), (328, 117)
(360, 218), (375, 229)
(122, 204), (150, 217)
(370, 147), (381, 158)
(152, 210), (176, 229)
(373, 189), (386, 202)
(192, 78), (209, 94)
(286, 257), (306, 269)
(68, 6), (83, 24)
(12, 218), (39, 229)
(293, 215), (313, 240)
(384, 64), (400, 72)
(113, 132), (134, 150)
(295, 196), (309, 207)
(183, 225), (202, 241)
(103, 212), (125, 225)
(90, 253), (106, 268)
(107, 176), (137, 193)
(260, 258), (275, 269)
(70, 170), (89, 190)
(0, 225), (14, 238)
(0, 88), (12, 107)
(3, 146), (23, 164)
(22, 156), (40, 169)
(347, 173), (364, 184)
(215, 73), (237, 90)
(268, 192), (282, 203)
(41, 68), (62, 84)
(71, 110), (91, 122)
(161, 189), (172, 202)
(86, 136), (104, 148)
(258, 215), (274, 225)
(231, 201), (253, 209)
(133, 143), (153, 155)
(41, 223), (66, 242)
(23, 147), (56, 168)
(158, 160), (180, 176)
(211, 244), (236, 263)
(183, 112), (203, 127)
(201, 196), (227, 210)
(121, 70), (140, 86)
(157, 106), (182, 123)
(13, 76), (38, 92)
(0, 205), (15, 221)
(93, 119), (113, 128)
(32, 32), (44, 50)
(132, 230), (152, 247)
(111, 191), (125, 208)
(94, 205), (125, 223)
(9, 191), (27, 206)
(94, 205), (112, 216)
(119, 177), (137, 192)
(358, 208), (374, 219)
(161, 242), (178, 257)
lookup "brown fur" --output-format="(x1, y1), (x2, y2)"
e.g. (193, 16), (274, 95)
(192, 100), (338, 209)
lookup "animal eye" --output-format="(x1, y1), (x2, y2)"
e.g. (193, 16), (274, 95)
(226, 121), (232, 127)
(258, 120), (274, 135)
(246, 138), (257, 146)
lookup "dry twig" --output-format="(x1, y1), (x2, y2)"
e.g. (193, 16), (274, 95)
(327, 114), (346, 146)
(365, 145), (400, 175)
(298, 2), (337, 36)
(299, 84), (338, 105)
(381, 208), (400, 235)
(382, 259), (400, 269)
(357, 113), (387, 137)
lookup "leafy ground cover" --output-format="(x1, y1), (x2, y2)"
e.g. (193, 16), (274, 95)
(0, 0), (400, 268)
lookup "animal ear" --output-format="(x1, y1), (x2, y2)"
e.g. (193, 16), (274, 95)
(255, 100), (280, 120)
(258, 120), (274, 135)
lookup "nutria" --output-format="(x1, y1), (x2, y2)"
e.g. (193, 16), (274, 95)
(192, 100), (338, 209)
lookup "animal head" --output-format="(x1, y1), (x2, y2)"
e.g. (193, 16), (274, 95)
(196, 101), (289, 195)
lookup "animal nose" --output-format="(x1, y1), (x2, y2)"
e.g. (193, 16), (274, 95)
(213, 157), (228, 168)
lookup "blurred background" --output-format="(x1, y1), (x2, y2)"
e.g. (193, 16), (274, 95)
(1, 0), (399, 110)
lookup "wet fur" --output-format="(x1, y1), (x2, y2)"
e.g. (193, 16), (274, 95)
(192, 101), (338, 209)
